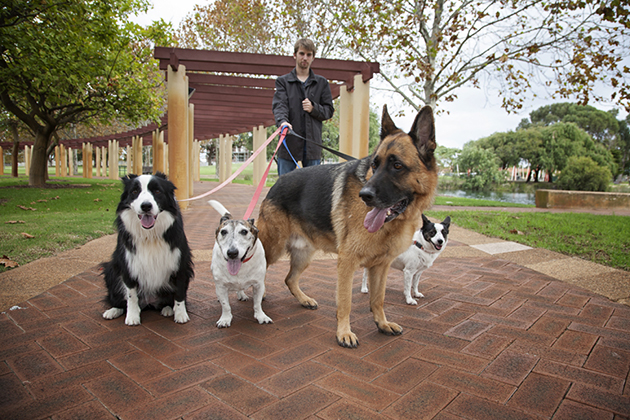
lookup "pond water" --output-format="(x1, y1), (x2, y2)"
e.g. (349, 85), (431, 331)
(437, 189), (536, 205)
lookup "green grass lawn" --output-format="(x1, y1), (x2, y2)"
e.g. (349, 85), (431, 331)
(1, 171), (628, 273)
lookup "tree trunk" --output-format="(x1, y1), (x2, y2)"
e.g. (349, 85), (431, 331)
(11, 142), (18, 177)
(29, 130), (52, 186)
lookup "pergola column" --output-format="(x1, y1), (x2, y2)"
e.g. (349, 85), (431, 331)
(82, 143), (93, 179)
(253, 125), (266, 186)
(168, 63), (190, 208)
(0, 146), (4, 176)
(339, 74), (370, 160)
(55, 146), (60, 176)
(188, 103), (194, 196)
(95, 146), (101, 177)
(25, 145), (31, 175)
(126, 145), (132, 176)
(60, 144), (67, 177)
(218, 134), (233, 184)
(153, 129), (165, 174)
(101, 146), (107, 178)
(68, 147), (74, 176)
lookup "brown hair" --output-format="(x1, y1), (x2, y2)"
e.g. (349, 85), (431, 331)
(293, 39), (317, 56)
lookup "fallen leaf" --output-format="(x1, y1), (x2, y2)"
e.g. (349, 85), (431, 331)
(37, 199), (48, 202)
(94, 198), (102, 202)
(509, 229), (524, 235)
(17, 205), (36, 211)
(5, 220), (25, 224)
(21, 232), (35, 239)
(0, 256), (19, 268)
(50, 196), (60, 200)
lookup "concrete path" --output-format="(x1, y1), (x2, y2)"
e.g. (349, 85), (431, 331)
(1, 181), (629, 419)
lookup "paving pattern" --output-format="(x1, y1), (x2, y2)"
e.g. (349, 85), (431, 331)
(1, 181), (629, 419)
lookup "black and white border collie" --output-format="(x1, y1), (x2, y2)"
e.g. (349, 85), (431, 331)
(101, 172), (194, 325)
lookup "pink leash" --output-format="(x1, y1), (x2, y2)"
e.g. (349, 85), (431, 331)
(178, 126), (285, 203)
(243, 127), (288, 220)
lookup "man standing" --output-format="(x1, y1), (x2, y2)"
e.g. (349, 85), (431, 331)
(272, 39), (334, 175)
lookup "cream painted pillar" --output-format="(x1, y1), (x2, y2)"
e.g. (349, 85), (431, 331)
(153, 129), (165, 174)
(95, 147), (101, 177)
(253, 125), (266, 186)
(83, 143), (93, 179)
(54, 146), (60, 176)
(132, 136), (143, 175)
(60, 144), (67, 177)
(164, 142), (169, 176)
(338, 74), (371, 161)
(25, 145), (31, 175)
(219, 135), (233, 183)
(126, 145), (132, 176)
(168, 64), (189, 208)
(101, 146), (107, 178)
(217, 135), (223, 181)
(67, 147), (74, 176)
(188, 103), (194, 196)
(193, 140), (200, 182)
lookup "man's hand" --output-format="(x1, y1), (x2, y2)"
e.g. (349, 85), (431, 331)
(302, 99), (313, 113)
(280, 121), (293, 130)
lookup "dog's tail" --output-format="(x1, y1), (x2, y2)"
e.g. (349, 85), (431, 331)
(208, 200), (231, 218)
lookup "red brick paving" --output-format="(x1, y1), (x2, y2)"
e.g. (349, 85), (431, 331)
(1, 181), (630, 419)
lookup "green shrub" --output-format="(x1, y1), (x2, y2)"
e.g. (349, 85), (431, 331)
(556, 156), (612, 191)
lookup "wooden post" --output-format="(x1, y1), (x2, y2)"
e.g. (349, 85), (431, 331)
(134, 136), (143, 175)
(167, 63), (190, 208)
(101, 146), (107, 178)
(60, 144), (67, 177)
(25, 145), (31, 175)
(67, 147), (74, 176)
(338, 75), (370, 161)
(126, 145), (132, 176)
(95, 146), (101, 177)
(54, 146), (60, 176)
(217, 135), (223, 181)
(164, 141), (169, 176)
(0, 146), (3, 176)
(188, 103), (194, 196)
(253, 125), (266, 186)
(153, 129), (164, 174)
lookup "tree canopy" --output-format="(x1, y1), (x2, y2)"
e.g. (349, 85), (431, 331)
(0, 0), (168, 185)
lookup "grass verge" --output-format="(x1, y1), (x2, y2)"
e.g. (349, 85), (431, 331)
(425, 209), (630, 271)
(0, 176), (121, 273)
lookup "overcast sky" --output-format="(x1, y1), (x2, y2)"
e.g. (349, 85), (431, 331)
(132, 0), (627, 150)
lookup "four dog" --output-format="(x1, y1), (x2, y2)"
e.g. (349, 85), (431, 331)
(257, 105), (439, 347)
(208, 200), (272, 328)
(361, 214), (450, 305)
(101, 173), (194, 326)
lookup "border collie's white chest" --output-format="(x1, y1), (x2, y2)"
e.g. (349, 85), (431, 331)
(125, 239), (181, 295)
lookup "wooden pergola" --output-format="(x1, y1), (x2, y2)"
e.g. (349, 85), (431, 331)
(0, 48), (380, 200)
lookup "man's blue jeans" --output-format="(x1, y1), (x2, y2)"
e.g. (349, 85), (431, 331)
(277, 158), (320, 176)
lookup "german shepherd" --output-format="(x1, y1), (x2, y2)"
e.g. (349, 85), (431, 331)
(257, 105), (438, 348)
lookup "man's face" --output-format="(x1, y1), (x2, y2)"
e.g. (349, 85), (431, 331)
(294, 47), (315, 71)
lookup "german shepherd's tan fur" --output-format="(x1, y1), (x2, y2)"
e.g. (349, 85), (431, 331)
(257, 105), (438, 347)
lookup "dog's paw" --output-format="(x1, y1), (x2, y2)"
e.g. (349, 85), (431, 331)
(255, 313), (273, 324)
(377, 321), (403, 336)
(216, 317), (232, 328)
(161, 306), (174, 317)
(413, 290), (425, 298)
(102, 307), (124, 320)
(406, 297), (418, 305)
(125, 313), (141, 326)
(336, 332), (359, 348)
(237, 291), (249, 301)
(174, 311), (190, 324)
(360, 286), (368, 293)
(300, 297), (318, 310)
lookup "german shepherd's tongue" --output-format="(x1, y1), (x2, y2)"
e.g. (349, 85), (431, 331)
(140, 214), (156, 229)
(227, 258), (242, 276)
(364, 207), (389, 233)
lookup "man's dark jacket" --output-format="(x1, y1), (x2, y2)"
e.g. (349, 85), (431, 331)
(272, 68), (334, 161)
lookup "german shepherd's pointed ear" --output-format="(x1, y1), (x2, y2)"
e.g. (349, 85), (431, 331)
(380, 105), (400, 139)
(409, 106), (437, 155)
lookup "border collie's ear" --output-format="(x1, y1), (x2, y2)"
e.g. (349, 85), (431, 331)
(121, 174), (137, 185)
(409, 106), (436, 156)
(155, 171), (168, 180)
(380, 105), (399, 139)
(442, 216), (451, 229)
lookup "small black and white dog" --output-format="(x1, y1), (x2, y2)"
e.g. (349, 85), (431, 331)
(361, 214), (450, 305)
(101, 172), (194, 325)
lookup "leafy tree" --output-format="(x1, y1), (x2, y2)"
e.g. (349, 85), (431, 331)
(338, 0), (629, 113)
(435, 145), (460, 173)
(524, 103), (620, 147)
(476, 132), (523, 169)
(556, 156), (612, 191)
(456, 144), (504, 190)
(0, 0), (166, 185)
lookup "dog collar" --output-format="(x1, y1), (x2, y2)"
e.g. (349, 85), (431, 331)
(414, 241), (423, 250)
(241, 246), (255, 264)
